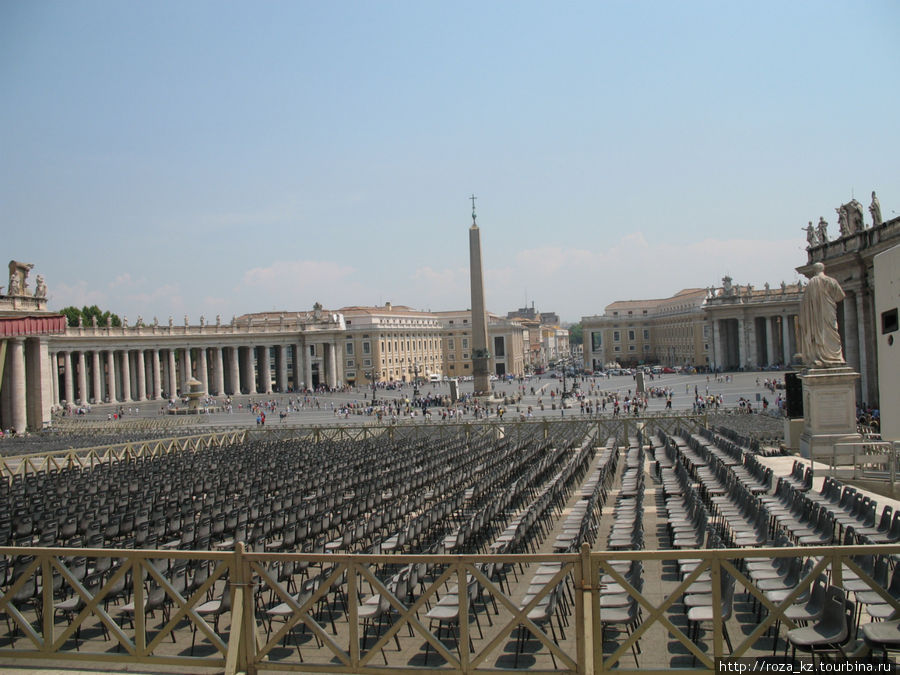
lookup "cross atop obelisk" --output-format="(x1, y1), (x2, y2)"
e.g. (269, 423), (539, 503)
(468, 195), (491, 396)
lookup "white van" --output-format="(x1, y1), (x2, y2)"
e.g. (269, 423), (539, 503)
(428, 373), (441, 383)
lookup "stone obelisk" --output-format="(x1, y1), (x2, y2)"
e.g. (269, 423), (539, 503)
(468, 195), (491, 396)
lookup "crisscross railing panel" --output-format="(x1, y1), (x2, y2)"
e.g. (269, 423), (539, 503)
(4, 542), (900, 673)
(589, 544), (900, 673)
(0, 547), (233, 670)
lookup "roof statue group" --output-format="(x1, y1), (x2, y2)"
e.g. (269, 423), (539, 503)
(3, 260), (46, 298)
(804, 191), (883, 248)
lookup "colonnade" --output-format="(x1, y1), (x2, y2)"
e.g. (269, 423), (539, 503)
(49, 340), (342, 406)
(710, 313), (799, 371)
(0, 337), (54, 432)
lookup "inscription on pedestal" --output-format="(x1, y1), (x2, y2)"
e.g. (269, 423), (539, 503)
(818, 391), (851, 430)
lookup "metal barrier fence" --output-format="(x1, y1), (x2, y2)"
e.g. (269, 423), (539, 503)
(822, 441), (899, 484)
(2, 542), (898, 674)
(0, 417), (708, 479)
(0, 430), (249, 479)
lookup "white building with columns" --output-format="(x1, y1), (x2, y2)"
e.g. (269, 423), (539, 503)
(705, 279), (804, 372)
(48, 309), (347, 411)
(1, 263), (66, 433)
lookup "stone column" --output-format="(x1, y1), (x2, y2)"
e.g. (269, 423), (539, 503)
(277, 344), (288, 392)
(294, 342), (305, 391)
(197, 347), (209, 393)
(712, 319), (722, 370)
(787, 316), (798, 362)
(766, 317), (776, 367)
(9, 338), (27, 433)
(91, 351), (102, 403)
(50, 352), (59, 406)
(213, 347), (225, 396)
(781, 315), (792, 366)
(182, 347), (193, 391)
(855, 292), (870, 403)
(304, 343), (313, 392)
(62, 351), (74, 404)
(167, 349), (177, 398)
(120, 350), (132, 402)
(333, 340), (344, 385)
(259, 345), (272, 393)
(228, 346), (240, 395)
(746, 317), (758, 369)
(106, 351), (116, 402)
(152, 350), (162, 399)
(26, 338), (53, 430)
(135, 350), (146, 401)
(242, 346), (257, 395)
(76, 351), (87, 404)
(736, 317), (747, 369)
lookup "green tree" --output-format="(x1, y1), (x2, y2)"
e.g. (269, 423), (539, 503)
(81, 305), (121, 327)
(60, 306), (82, 327)
(567, 322), (583, 346)
(59, 305), (121, 327)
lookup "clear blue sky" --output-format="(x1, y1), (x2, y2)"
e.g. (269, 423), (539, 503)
(2, 1), (898, 323)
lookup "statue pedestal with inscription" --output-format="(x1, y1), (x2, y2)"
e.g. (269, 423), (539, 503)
(799, 367), (861, 463)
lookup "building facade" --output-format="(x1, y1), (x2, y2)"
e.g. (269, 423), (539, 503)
(583, 284), (803, 372)
(434, 311), (527, 379)
(339, 303), (444, 386)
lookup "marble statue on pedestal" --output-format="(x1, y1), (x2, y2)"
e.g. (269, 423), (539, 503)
(870, 191), (882, 226)
(804, 222), (818, 248)
(848, 200), (865, 232)
(34, 275), (47, 298)
(7, 261), (33, 296)
(799, 262), (846, 368)
(836, 207), (850, 237)
(722, 276), (734, 296)
(816, 217), (828, 243)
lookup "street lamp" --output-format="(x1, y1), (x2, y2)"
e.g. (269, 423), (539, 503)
(560, 353), (571, 399)
(413, 362), (421, 398)
(364, 368), (378, 405)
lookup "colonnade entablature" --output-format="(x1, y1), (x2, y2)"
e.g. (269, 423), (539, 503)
(45, 313), (347, 409)
(704, 279), (804, 373)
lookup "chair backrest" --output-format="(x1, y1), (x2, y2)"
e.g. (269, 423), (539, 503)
(819, 586), (849, 640)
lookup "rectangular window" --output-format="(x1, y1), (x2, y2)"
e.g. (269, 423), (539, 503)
(591, 332), (602, 352)
(628, 330), (636, 341)
(448, 338), (455, 350)
(363, 342), (371, 354)
(462, 338), (469, 348)
(629, 345), (636, 351)
(363, 359), (371, 366)
(346, 359), (354, 367)
(493, 336), (505, 357)
(346, 343), (354, 355)
(643, 329), (649, 340)
(643, 345), (650, 352)
(614, 346), (621, 352)
(613, 331), (620, 342)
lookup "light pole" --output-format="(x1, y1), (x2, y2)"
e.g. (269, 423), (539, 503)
(413, 362), (420, 398)
(364, 368), (378, 405)
(561, 353), (571, 399)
